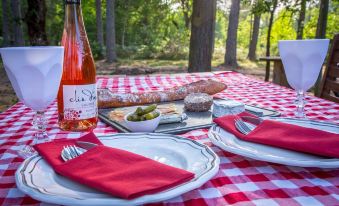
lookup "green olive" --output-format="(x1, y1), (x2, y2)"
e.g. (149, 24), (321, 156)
(143, 111), (160, 120)
(127, 114), (141, 121)
(127, 115), (133, 121)
(135, 107), (143, 115)
(136, 104), (157, 116)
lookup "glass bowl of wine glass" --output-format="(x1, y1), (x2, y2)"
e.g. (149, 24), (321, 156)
(278, 39), (329, 118)
(0, 46), (64, 158)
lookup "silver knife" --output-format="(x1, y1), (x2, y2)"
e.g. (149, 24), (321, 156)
(76, 141), (98, 150)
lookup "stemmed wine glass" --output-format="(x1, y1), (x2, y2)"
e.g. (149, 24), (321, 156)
(0, 46), (64, 158)
(279, 39), (329, 118)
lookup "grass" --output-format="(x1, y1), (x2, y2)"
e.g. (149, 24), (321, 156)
(112, 48), (266, 71)
(96, 56), (267, 79)
(116, 59), (188, 67)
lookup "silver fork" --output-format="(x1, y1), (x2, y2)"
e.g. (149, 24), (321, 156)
(234, 116), (255, 135)
(61, 145), (87, 162)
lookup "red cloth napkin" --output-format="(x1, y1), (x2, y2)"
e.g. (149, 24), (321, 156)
(34, 133), (194, 199)
(213, 113), (339, 158)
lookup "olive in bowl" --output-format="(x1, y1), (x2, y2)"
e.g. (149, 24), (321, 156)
(124, 104), (161, 132)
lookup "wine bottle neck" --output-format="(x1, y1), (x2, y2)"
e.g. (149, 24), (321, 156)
(64, 2), (84, 27)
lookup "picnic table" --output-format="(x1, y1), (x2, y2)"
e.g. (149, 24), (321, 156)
(1, 72), (339, 206)
(259, 56), (290, 88)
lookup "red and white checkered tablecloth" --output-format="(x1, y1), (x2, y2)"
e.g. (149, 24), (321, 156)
(0, 72), (338, 206)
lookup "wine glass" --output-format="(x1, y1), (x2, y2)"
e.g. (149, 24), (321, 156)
(279, 39), (329, 118)
(0, 46), (64, 158)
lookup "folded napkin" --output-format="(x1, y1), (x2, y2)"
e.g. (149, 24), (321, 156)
(34, 133), (194, 199)
(213, 113), (339, 158)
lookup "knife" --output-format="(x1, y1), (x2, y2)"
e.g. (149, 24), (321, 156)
(76, 141), (98, 150)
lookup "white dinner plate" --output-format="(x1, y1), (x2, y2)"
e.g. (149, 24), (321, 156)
(16, 133), (219, 206)
(208, 118), (339, 168)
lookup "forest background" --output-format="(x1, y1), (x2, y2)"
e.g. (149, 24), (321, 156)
(0, 0), (338, 111)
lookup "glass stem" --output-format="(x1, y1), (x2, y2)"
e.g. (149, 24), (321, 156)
(295, 90), (306, 118)
(32, 111), (49, 144)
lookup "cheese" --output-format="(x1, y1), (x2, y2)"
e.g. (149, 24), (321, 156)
(212, 100), (245, 117)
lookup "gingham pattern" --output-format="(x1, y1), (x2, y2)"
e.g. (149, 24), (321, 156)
(0, 72), (338, 206)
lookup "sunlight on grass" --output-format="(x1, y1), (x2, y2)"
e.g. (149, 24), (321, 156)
(103, 46), (266, 71)
(238, 59), (266, 70)
(117, 59), (187, 67)
(110, 57), (266, 71)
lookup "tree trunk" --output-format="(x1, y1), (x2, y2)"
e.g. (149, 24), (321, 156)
(95, 0), (104, 52)
(10, 0), (25, 46)
(224, 0), (240, 68)
(121, 0), (129, 49)
(106, 0), (117, 63)
(296, 0), (306, 39)
(265, 0), (277, 81)
(315, 0), (328, 39)
(248, 13), (260, 61)
(1, 0), (10, 46)
(188, 0), (216, 72)
(121, 20), (126, 49)
(25, 0), (48, 46)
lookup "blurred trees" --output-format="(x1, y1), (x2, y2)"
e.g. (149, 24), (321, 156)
(0, 0), (338, 70)
(248, 13), (261, 60)
(316, 0), (329, 38)
(25, 0), (48, 45)
(10, 0), (24, 46)
(296, 0), (307, 39)
(188, 0), (216, 72)
(265, 0), (278, 81)
(106, 0), (117, 63)
(224, 0), (241, 67)
(179, 0), (191, 29)
(1, 0), (9, 46)
(95, 0), (104, 56)
(119, 0), (129, 49)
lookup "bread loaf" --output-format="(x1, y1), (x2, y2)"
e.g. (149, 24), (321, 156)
(98, 79), (227, 108)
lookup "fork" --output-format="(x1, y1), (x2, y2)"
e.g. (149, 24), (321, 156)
(61, 145), (87, 162)
(234, 116), (255, 135)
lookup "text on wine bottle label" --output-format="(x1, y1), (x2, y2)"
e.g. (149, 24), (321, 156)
(63, 84), (98, 120)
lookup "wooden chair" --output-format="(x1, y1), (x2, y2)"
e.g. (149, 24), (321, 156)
(259, 56), (289, 87)
(318, 33), (339, 103)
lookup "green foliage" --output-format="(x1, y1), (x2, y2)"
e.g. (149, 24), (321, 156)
(214, 9), (227, 48)
(91, 41), (105, 59)
(303, 7), (318, 39)
(114, 0), (190, 60)
(271, 10), (297, 54)
(326, 0), (339, 39)
(237, 13), (252, 52)
(45, 0), (64, 45)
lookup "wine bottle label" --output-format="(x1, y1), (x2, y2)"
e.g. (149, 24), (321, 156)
(63, 84), (97, 120)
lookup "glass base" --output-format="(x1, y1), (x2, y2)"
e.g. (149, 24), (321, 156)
(294, 90), (307, 119)
(18, 145), (37, 159)
(18, 111), (50, 159)
(294, 110), (306, 118)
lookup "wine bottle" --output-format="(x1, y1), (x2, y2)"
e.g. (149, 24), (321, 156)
(57, 0), (98, 131)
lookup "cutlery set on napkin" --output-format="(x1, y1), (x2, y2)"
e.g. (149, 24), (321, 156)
(213, 112), (339, 158)
(34, 133), (194, 199)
